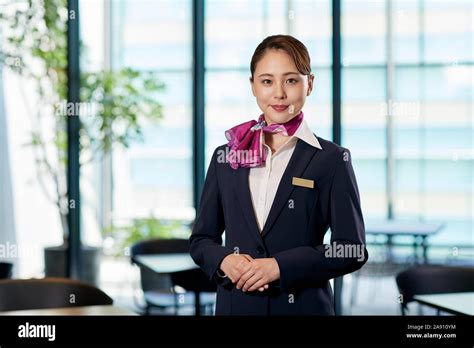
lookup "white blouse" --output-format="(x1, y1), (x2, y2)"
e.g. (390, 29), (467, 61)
(248, 119), (323, 233)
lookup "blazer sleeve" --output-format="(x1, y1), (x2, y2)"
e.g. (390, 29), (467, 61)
(189, 147), (234, 285)
(273, 148), (368, 293)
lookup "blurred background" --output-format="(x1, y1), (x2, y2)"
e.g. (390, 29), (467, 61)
(0, 0), (472, 315)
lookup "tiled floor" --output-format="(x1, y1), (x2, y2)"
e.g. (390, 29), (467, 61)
(341, 273), (401, 315)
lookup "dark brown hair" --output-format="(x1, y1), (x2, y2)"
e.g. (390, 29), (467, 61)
(250, 35), (312, 81)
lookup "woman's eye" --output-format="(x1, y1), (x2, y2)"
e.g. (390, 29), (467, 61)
(262, 79), (272, 85)
(287, 78), (298, 84)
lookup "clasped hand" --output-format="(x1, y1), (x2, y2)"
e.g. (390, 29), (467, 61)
(219, 253), (280, 292)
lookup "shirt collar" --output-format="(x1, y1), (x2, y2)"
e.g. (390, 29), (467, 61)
(292, 118), (323, 149)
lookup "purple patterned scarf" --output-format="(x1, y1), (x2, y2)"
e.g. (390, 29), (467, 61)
(224, 111), (304, 169)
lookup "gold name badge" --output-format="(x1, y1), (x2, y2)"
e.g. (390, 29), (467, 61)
(292, 177), (315, 189)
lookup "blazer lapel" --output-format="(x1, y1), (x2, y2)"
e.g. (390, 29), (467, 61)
(232, 139), (320, 242)
(261, 139), (319, 237)
(233, 166), (262, 244)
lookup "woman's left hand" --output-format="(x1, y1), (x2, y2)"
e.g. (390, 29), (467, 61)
(237, 258), (280, 292)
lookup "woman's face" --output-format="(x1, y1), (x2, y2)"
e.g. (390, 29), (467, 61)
(251, 49), (314, 125)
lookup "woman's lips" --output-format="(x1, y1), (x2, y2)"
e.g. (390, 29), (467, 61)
(271, 105), (289, 112)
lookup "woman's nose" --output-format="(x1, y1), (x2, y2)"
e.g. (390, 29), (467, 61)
(274, 83), (286, 99)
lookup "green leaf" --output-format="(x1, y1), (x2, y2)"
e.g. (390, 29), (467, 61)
(2, 0), (166, 240)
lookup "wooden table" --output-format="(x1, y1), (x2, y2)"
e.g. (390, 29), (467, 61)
(414, 292), (474, 316)
(0, 305), (137, 316)
(133, 254), (204, 315)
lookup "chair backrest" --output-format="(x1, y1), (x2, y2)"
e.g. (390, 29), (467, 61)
(0, 262), (13, 279)
(0, 277), (113, 312)
(130, 238), (190, 292)
(130, 238), (216, 293)
(171, 268), (217, 293)
(396, 265), (474, 307)
(131, 238), (190, 258)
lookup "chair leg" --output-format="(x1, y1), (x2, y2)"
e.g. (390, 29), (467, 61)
(400, 304), (406, 316)
(173, 294), (179, 315)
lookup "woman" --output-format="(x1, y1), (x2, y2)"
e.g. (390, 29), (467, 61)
(190, 35), (368, 315)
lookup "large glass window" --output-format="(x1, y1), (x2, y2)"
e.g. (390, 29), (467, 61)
(342, 0), (473, 258)
(111, 0), (194, 223)
(342, 0), (388, 219)
(204, 0), (332, 167)
(392, 0), (473, 253)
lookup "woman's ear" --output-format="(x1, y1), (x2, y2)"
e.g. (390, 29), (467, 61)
(250, 76), (256, 97)
(306, 74), (315, 96)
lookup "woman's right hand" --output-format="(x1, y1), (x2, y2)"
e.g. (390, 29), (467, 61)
(220, 253), (253, 283)
(219, 254), (269, 292)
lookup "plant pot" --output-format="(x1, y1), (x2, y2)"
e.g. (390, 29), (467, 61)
(44, 245), (101, 286)
(0, 262), (13, 279)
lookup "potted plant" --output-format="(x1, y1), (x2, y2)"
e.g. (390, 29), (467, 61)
(0, 0), (164, 285)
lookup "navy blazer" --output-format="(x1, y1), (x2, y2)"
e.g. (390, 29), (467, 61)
(189, 136), (368, 315)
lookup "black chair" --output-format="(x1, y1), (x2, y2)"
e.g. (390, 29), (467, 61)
(0, 262), (13, 279)
(395, 265), (474, 315)
(171, 268), (217, 315)
(0, 277), (113, 312)
(130, 238), (216, 315)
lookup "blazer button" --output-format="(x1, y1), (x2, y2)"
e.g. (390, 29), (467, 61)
(256, 246), (265, 255)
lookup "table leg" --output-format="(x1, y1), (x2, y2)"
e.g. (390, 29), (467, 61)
(386, 235), (393, 262)
(334, 276), (343, 315)
(195, 291), (201, 316)
(413, 236), (419, 264)
(422, 236), (429, 264)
